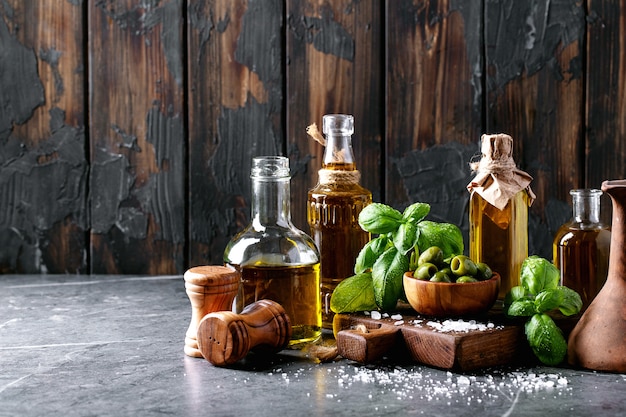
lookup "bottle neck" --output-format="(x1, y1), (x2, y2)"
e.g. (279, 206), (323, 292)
(322, 134), (356, 170)
(251, 177), (292, 228)
(571, 190), (601, 225)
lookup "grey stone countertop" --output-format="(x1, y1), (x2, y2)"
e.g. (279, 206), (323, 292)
(1, 274), (624, 417)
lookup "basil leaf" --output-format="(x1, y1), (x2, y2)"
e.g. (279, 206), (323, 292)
(506, 299), (537, 317)
(372, 247), (409, 311)
(520, 256), (560, 295)
(504, 285), (528, 306)
(358, 203), (403, 234)
(416, 221), (464, 258)
(392, 221), (418, 255)
(330, 273), (378, 313)
(354, 236), (390, 274)
(534, 289), (564, 313)
(557, 286), (583, 316)
(525, 313), (568, 366)
(402, 202), (430, 224)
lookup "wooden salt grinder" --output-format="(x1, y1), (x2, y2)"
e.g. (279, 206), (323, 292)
(196, 299), (292, 366)
(184, 265), (240, 358)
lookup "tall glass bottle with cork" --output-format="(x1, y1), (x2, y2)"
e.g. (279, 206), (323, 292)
(224, 156), (321, 347)
(307, 114), (372, 328)
(467, 133), (535, 299)
(553, 189), (610, 311)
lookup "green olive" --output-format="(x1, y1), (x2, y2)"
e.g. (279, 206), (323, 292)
(450, 255), (478, 277)
(476, 262), (493, 280)
(430, 271), (452, 283)
(415, 263), (438, 280)
(456, 276), (478, 283)
(418, 246), (444, 267)
(440, 266), (453, 276)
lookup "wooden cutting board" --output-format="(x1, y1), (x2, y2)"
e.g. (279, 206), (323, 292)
(333, 307), (528, 371)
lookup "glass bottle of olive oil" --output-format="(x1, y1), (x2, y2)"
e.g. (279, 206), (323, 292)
(307, 114), (372, 328)
(553, 189), (610, 311)
(224, 156), (321, 347)
(468, 134), (535, 300)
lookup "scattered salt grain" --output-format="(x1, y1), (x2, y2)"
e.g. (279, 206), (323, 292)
(394, 320), (404, 326)
(391, 314), (403, 320)
(425, 319), (501, 333)
(370, 311), (382, 320)
(457, 376), (471, 385)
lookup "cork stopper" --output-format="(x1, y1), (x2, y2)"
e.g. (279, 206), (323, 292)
(467, 133), (535, 210)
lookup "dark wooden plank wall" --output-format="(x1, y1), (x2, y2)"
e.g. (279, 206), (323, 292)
(0, 0), (623, 275)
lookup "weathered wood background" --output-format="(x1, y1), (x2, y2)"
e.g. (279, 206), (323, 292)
(1, 0), (624, 274)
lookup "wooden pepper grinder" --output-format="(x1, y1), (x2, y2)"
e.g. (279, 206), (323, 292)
(184, 265), (240, 358)
(196, 299), (292, 366)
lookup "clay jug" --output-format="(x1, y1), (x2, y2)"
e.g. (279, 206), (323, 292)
(567, 179), (626, 372)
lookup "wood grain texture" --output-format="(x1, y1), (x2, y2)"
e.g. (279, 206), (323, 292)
(586, 0), (626, 225)
(385, 0), (483, 246)
(197, 299), (291, 366)
(0, 1), (87, 273)
(336, 326), (400, 363)
(334, 312), (525, 370)
(484, 0), (586, 259)
(188, 0), (284, 266)
(286, 0), (383, 231)
(89, 0), (185, 274)
(1, 1), (626, 275)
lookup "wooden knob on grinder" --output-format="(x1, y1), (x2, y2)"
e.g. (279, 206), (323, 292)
(196, 299), (292, 366)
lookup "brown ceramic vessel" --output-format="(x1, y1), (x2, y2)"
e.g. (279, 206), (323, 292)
(567, 180), (626, 372)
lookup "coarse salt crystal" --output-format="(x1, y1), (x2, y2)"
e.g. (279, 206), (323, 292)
(457, 376), (471, 385)
(371, 311), (382, 320)
(425, 319), (499, 333)
(391, 314), (403, 320)
(394, 320), (404, 326)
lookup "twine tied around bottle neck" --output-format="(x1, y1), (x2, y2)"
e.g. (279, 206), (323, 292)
(318, 169), (361, 185)
(467, 133), (536, 210)
(307, 122), (361, 186)
(469, 151), (518, 174)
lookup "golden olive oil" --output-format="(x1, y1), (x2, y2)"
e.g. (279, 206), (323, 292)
(308, 178), (371, 328)
(469, 190), (530, 299)
(554, 226), (610, 310)
(230, 263), (322, 346)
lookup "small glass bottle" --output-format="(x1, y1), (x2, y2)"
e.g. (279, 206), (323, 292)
(468, 134), (535, 300)
(553, 189), (611, 311)
(224, 156), (321, 347)
(307, 114), (372, 328)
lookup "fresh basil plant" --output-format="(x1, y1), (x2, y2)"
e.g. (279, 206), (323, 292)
(504, 255), (583, 366)
(330, 201), (464, 313)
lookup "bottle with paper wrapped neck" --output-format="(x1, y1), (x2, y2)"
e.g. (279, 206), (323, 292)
(307, 114), (372, 329)
(467, 134), (535, 300)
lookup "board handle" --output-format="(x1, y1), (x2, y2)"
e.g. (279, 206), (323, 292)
(197, 299), (292, 366)
(336, 325), (400, 363)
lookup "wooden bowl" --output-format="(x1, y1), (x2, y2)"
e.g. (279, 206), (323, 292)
(403, 271), (500, 317)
